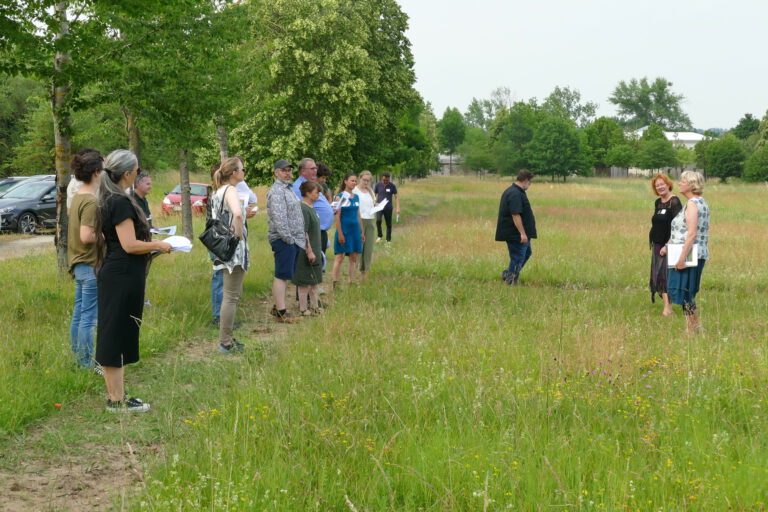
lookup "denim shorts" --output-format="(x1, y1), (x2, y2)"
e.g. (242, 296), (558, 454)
(271, 239), (299, 280)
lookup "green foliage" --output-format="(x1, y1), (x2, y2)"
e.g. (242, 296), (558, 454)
(743, 145), (768, 181)
(676, 146), (695, 168)
(437, 106), (466, 156)
(0, 75), (46, 174)
(758, 110), (768, 149)
(490, 100), (540, 174)
(605, 143), (635, 168)
(541, 85), (598, 128)
(640, 123), (667, 142)
(730, 113), (760, 140)
(609, 76), (692, 130)
(232, 0), (418, 183)
(583, 117), (625, 169)
(704, 133), (745, 182)
(464, 97), (499, 130)
(457, 126), (494, 172)
(526, 115), (582, 181)
(635, 138), (677, 170)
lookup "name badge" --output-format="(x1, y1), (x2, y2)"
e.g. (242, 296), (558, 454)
(386, 188), (391, 192)
(659, 209), (666, 214)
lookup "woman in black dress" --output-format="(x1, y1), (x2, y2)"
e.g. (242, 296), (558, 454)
(648, 173), (682, 317)
(95, 150), (171, 413)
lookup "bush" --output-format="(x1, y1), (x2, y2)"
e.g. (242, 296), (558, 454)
(743, 145), (768, 181)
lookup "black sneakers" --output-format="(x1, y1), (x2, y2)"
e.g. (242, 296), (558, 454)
(105, 397), (150, 413)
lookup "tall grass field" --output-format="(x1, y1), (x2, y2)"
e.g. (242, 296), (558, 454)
(1, 175), (767, 510)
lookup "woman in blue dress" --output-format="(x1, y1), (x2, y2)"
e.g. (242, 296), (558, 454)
(332, 173), (364, 287)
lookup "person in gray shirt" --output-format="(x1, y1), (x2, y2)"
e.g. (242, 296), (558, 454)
(267, 159), (305, 322)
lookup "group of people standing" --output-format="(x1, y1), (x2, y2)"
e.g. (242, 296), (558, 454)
(207, 156), (401, 354)
(495, 169), (710, 334)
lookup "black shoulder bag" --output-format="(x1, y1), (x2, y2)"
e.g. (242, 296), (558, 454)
(198, 185), (240, 262)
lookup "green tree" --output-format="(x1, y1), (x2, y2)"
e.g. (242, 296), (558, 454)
(457, 126), (494, 173)
(489, 100), (539, 174)
(743, 145), (768, 181)
(640, 123), (667, 142)
(542, 85), (598, 128)
(437, 106), (466, 173)
(757, 110), (768, 149)
(704, 134), (745, 182)
(636, 138), (677, 170)
(526, 115), (582, 181)
(605, 144), (635, 168)
(609, 77), (692, 130)
(583, 117), (625, 170)
(731, 113), (760, 140)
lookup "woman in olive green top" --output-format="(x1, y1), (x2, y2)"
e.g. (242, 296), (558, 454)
(67, 149), (103, 370)
(292, 180), (323, 315)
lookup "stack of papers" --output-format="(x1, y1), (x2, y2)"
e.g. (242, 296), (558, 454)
(164, 236), (193, 253)
(151, 225), (177, 236)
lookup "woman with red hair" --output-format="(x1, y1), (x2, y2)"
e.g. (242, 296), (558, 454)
(648, 173), (681, 316)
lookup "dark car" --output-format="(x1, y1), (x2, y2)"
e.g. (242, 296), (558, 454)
(0, 179), (58, 234)
(0, 177), (32, 197)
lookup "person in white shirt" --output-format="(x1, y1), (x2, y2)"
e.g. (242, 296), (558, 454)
(353, 170), (377, 282)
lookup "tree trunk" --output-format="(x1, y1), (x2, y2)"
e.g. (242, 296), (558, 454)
(52, 1), (71, 272)
(215, 116), (228, 161)
(449, 152), (453, 175)
(123, 106), (141, 165)
(179, 149), (193, 240)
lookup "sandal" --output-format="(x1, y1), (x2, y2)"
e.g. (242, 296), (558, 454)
(300, 309), (314, 317)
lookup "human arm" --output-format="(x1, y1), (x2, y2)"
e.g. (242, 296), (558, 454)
(674, 201), (698, 270)
(512, 214), (528, 244)
(305, 232), (316, 263)
(334, 201), (345, 245)
(358, 209), (365, 243)
(394, 193), (400, 215)
(79, 225), (96, 244)
(115, 219), (171, 254)
(224, 187), (244, 239)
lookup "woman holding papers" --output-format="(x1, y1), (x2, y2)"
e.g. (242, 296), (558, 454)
(661, 171), (710, 334)
(332, 173), (364, 287)
(648, 173), (682, 316)
(211, 157), (250, 354)
(95, 150), (171, 412)
(353, 170), (377, 282)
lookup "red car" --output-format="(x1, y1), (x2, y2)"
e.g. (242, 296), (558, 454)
(161, 183), (211, 215)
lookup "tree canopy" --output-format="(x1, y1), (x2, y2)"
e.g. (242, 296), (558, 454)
(609, 77), (692, 130)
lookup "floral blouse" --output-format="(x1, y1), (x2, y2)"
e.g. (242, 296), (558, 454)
(669, 196), (709, 260)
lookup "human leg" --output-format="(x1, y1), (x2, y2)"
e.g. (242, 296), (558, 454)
(661, 293), (673, 317)
(70, 273), (84, 365)
(103, 366), (124, 402)
(211, 267), (223, 323)
(376, 212), (384, 240)
(382, 209), (393, 241)
(220, 267), (245, 346)
(298, 285), (310, 312)
(332, 253), (345, 284)
(505, 241), (531, 284)
(75, 265), (98, 367)
(348, 253), (358, 283)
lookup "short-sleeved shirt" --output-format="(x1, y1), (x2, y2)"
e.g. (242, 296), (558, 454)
(495, 183), (537, 242)
(670, 196), (710, 260)
(101, 195), (150, 267)
(67, 193), (99, 270)
(374, 181), (398, 211)
(649, 196), (682, 245)
(131, 191), (153, 228)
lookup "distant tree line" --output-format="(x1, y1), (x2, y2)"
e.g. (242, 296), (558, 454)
(436, 77), (768, 182)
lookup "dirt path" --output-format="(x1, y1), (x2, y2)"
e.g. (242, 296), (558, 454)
(0, 235), (54, 261)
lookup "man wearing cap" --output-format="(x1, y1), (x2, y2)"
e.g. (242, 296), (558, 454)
(292, 157), (334, 257)
(267, 159), (305, 322)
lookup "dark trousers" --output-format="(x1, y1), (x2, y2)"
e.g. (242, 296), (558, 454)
(506, 241), (532, 277)
(376, 209), (393, 241)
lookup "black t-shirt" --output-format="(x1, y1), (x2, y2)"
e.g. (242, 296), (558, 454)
(495, 183), (537, 242)
(132, 191), (152, 228)
(649, 196), (682, 245)
(101, 195), (150, 266)
(374, 181), (398, 210)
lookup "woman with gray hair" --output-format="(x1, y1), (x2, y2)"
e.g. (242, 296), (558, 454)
(95, 149), (171, 412)
(661, 170), (710, 333)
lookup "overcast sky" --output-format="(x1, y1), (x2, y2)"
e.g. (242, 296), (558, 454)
(397, 0), (768, 130)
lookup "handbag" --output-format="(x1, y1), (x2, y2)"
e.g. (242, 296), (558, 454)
(198, 185), (240, 262)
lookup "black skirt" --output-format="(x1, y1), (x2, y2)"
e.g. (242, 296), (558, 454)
(96, 259), (147, 367)
(649, 243), (668, 303)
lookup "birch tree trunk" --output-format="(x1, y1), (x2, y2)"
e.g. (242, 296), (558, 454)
(215, 116), (228, 161)
(123, 106), (141, 166)
(52, 1), (72, 271)
(179, 149), (193, 240)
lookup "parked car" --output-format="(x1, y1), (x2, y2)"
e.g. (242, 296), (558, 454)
(0, 174), (54, 198)
(161, 183), (211, 215)
(0, 179), (57, 234)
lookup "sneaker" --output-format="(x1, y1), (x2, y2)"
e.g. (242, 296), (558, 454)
(501, 269), (509, 282)
(270, 305), (279, 318)
(505, 273), (519, 286)
(211, 317), (220, 327)
(106, 397), (150, 413)
(218, 342), (244, 354)
(274, 310), (299, 323)
(93, 366), (104, 376)
(376, 237), (382, 243)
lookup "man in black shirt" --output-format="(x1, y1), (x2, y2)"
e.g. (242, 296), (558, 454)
(132, 172), (153, 229)
(495, 169), (536, 285)
(374, 172), (400, 243)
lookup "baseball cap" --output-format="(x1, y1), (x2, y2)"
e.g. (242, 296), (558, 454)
(274, 159), (294, 170)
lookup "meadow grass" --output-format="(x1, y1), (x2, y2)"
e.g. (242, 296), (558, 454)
(2, 175), (768, 510)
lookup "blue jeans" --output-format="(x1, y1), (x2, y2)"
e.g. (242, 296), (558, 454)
(211, 268), (223, 320)
(506, 241), (532, 277)
(70, 263), (98, 368)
